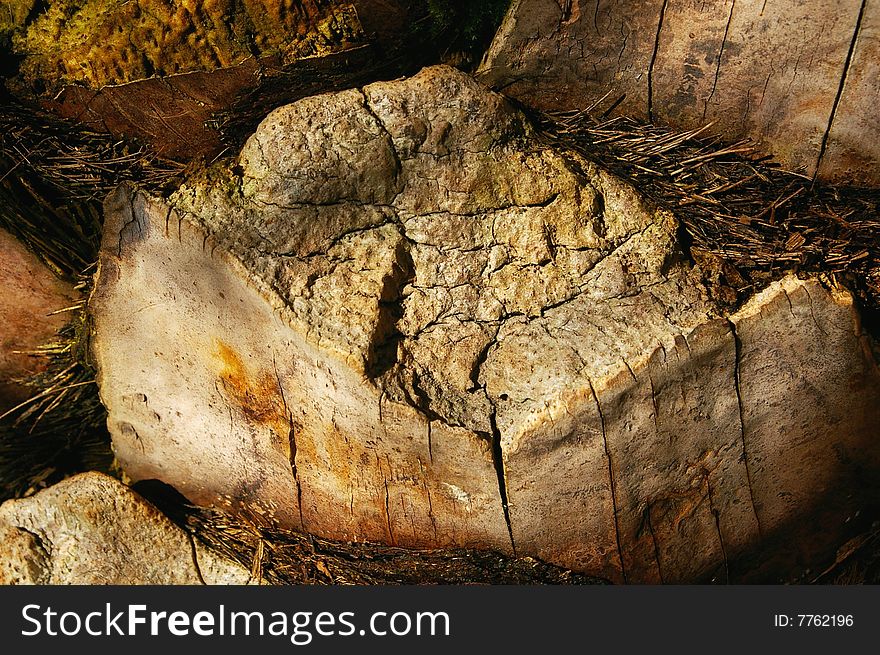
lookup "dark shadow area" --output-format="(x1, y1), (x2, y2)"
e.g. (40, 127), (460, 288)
(134, 478), (602, 585)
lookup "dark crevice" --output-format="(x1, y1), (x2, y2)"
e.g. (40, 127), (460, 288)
(727, 319), (763, 538)
(484, 405), (516, 555)
(23, 0), (48, 28)
(559, 0), (573, 24)
(646, 0), (669, 122)
(365, 238), (415, 378)
(116, 194), (142, 257)
(0, 0), (46, 79)
(409, 371), (443, 422)
(589, 379), (627, 583)
(289, 423), (304, 529)
(702, 0), (737, 121)
(186, 531), (209, 585)
(468, 324), (502, 392)
(358, 89), (403, 190)
(426, 420), (434, 463)
(456, 318), (515, 553)
(403, 369), (465, 431)
(705, 475), (730, 583)
(273, 356), (304, 530)
(17, 524), (51, 558)
(642, 505), (665, 583)
(814, 0), (867, 181)
(648, 373), (664, 444)
(382, 476), (395, 546)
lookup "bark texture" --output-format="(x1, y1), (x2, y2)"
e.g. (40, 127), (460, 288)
(90, 66), (880, 582)
(478, 0), (880, 185)
(0, 472), (252, 584)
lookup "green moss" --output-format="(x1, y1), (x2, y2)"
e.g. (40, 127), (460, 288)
(10, 1), (365, 91)
(0, 0), (36, 31)
(0, 0), (36, 48)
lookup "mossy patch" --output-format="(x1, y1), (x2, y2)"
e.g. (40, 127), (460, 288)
(0, 0), (36, 38)
(10, 0), (365, 91)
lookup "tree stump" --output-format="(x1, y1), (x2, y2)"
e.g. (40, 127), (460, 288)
(90, 66), (880, 583)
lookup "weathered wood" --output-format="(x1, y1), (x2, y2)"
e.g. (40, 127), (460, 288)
(478, 0), (880, 185)
(90, 66), (880, 582)
(817, 1), (880, 185)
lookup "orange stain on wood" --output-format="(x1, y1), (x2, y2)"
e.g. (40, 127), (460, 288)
(213, 339), (292, 459)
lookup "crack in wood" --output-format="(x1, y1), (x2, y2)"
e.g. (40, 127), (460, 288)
(814, 0), (867, 181)
(727, 319), (763, 538)
(642, 504), (665, 583)
(273, 355), (304, 531)
(647, 0), (670, 122)
(589, 378), (627, 583)
(383, 474), (395, 546)
(185, 530), (208, 585)
(487, 405), (517, 556)
(703, 0), (737, 121)
(705, 473), (729, 583)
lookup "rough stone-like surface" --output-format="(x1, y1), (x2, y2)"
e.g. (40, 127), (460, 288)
(0, 472), (253, 584)
(478, 0), (880, 186)
(91, 66), (880, 582)
(0, 228), (78, 411)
